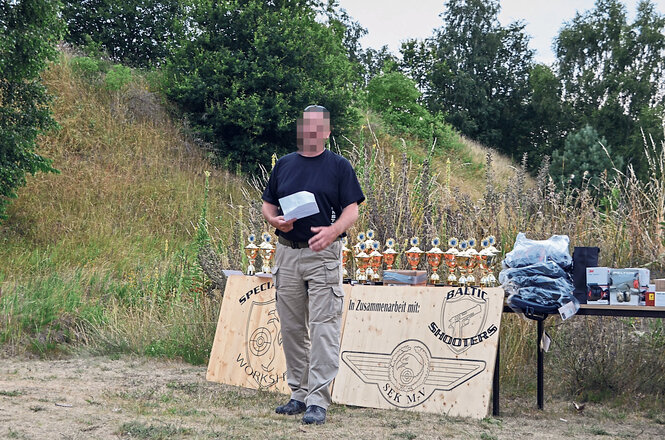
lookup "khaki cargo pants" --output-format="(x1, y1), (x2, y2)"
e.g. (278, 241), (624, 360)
(273, 240), (344, 409)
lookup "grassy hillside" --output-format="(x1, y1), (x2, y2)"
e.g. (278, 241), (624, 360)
(0, 56), (246, 280)
(0, 53), (251, 361)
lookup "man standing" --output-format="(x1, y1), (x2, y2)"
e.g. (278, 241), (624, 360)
(261, 105), (364, 425)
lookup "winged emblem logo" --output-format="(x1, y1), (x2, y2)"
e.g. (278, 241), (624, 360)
(341, 339), (485, 408)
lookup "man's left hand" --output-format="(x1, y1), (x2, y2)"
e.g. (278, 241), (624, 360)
(309, 225), (339, 252)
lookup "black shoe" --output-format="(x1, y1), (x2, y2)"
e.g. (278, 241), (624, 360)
(302, 405), (326, 425)
(275, 399), (306, 415)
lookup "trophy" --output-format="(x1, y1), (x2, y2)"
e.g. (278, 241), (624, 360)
(478, 237), (492, 287)
(455, 240), (470, 286)
(259, 232), (275, 274)
(341, 236), (351, 281)
(485, 235), (500, 287)
(369, 241), (383, 283)
(443, 237), (460, 286)
(364, 230), (377, 280)
(354, 242), (371, 282)
(383, 238), (398, 270)
(244, 233), (259, 275)
(465, 238), (479, 286)
(405, 237), (423, 271)
(426, 237), (444, 285)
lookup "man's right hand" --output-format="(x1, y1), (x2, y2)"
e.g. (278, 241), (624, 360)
(272, 216), (296, 233)
(262, 201), (297, 233)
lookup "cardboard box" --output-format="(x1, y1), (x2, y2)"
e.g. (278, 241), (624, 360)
(609, 269), (642, 306)
(655, 291), (665, 307)
(586, 267), (611, 285)
(655, 279), (665, 291)
(383, 270), (427, 286)
(645, 285), (656, 306)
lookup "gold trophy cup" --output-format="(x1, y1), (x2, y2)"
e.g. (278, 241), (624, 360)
(405, 237), (424, 271)
(426, 237), (444, 285)
(363, 230), (375, 280)
(354, 242), (371, 282)
(259, 232), (275, 274)
(465, 238), (479, 286)
(443, 237), (460, 286)
(383, 238), (398, 270)
(244, 233), (259, 275)
(478, 237), (494, 287)
(485, 235), (500, 287)
(369, 241), (383, 283)
(455, 240), (470, 286)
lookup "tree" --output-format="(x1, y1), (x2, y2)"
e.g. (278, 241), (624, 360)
(400, 38), (435, 95)
(366, 65), (432, 139)
(524, 64), (571, 161)
(555, 0), (665, 178)
(62, 0), (188, 67)
(163, 0), (357, 173)
(0, 0), (63, 220)
(550, 125), (623, 190)
(358, 45), (396, 88)
(423, 0), (534, 158)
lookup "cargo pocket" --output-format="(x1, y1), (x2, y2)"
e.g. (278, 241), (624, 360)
(324, 261), (341, 285)
(329, 285), (344, 318)
(272, 266), (280, 289)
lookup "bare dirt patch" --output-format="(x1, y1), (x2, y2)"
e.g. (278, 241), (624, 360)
(1, 355), (663, 439)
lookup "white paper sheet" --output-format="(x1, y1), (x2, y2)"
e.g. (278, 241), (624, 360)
(279, 191), (319, 221)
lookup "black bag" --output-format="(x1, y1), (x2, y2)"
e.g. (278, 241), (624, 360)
(572, 246), (600, 304)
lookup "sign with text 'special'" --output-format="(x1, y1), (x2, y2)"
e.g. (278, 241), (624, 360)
(207, 276), (289, 392)
(206, 276), (352, 394)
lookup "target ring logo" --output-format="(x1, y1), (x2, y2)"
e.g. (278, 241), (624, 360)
(248, 327), (272, 357)
(389, 341), (430, 393)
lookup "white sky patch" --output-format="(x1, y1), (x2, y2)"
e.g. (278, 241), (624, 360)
(336, 0), (665, 65)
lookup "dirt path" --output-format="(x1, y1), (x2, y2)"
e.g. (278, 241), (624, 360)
(1, 355), (663, 439)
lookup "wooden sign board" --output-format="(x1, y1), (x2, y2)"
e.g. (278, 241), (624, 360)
(207, 275), (352, 394)
(332, 286), (503, 419)
(206, 275), (289, 393)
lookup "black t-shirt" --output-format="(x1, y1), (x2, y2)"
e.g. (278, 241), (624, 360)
(262, 149), (365, 242)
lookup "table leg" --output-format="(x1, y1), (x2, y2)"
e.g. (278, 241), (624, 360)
(537, 319), (544, 410)
(492, 334), (500, 416)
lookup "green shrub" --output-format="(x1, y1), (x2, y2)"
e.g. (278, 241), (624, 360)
(70, 56), (103, 79)
(105, 64), (133, 91)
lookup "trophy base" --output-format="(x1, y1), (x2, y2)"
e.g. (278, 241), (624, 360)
(434, 283), (446, 287)
(343, 278), (352, 284)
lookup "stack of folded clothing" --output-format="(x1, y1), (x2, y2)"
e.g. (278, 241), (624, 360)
(500, 233), (579, 320)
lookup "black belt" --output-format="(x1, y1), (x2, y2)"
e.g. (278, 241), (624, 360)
(278, 236), (310, 249)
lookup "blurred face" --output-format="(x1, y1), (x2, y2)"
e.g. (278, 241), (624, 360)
(297, 110), (330, 154)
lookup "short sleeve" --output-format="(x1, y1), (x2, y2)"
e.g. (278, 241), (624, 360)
(338, 157), (365, 209)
